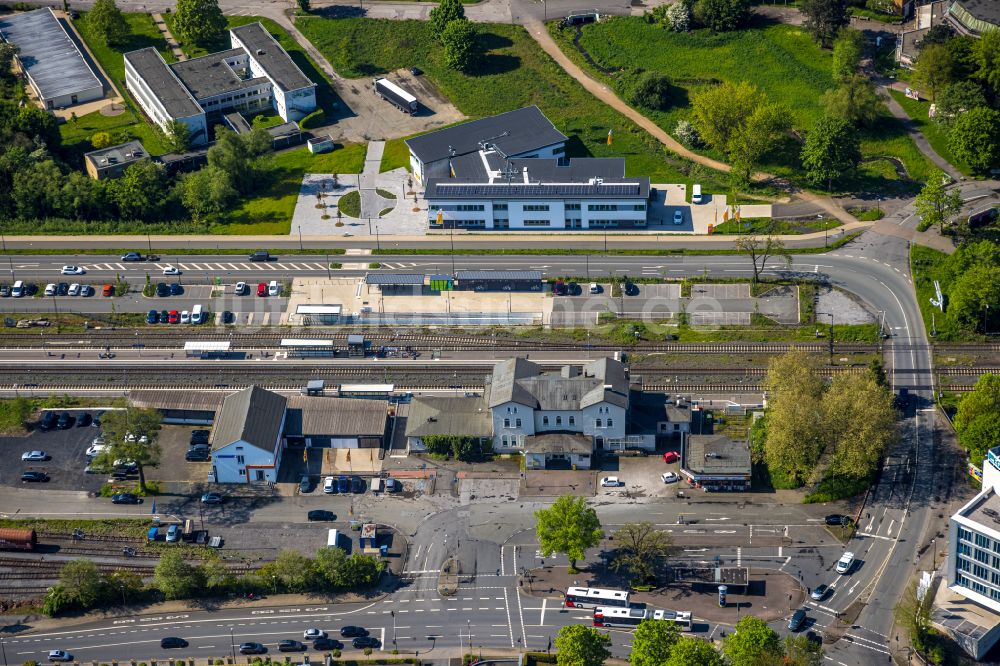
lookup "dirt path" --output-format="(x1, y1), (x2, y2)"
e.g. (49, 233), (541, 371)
(880, 82), (962, 181)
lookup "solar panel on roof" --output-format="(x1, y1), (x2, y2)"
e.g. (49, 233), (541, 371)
(434, 182), (641, 197)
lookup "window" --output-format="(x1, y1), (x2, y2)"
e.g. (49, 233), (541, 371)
(959, 543), (972, 556)
(501, 435), (508, 446)
(596, 419), (602, 428)
(543, 416), (549, 425)
(957, 557), (971, 572)
(566, 203), (581, 210)
(974, 563), (989, 580)
(504, 418), (510, 428)
(513, 407), (518, 413)
(239, 468), (246, 476)
(236, 455), (245, 464)
(607, 419), (613, 428)
(523, 204), (549, 211)
(588, 204), (618, 211)
(632, 204), (646, 211)
(493, 203), (509, 210)
(674, 424), (680, 431)
(516, 418), (522, 427)
(959, 527), (973, 542)
(523, 220), (551, 227)
(977, 533), (992, 549)
(569, 416), (575, 426)
(556, 416), (562, 425)
(975, 548), (991, 564)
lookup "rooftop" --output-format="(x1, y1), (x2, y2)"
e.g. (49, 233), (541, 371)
(958, 487), (1000, 537)
(366, 273), (425, 286)
(211, 386), (287, 452)
(230, 22), (313, 92)
(524, 433), (593, 455)
(455, 270), (542, 281)
(405, 396), (492, 438)
(84, 140), (147, 169)
(684, 434), (751, 477)
(933, 581), (1000, 659)
(405, 106), (568, 165)
(951, 0), (1000, 27)
(125, 47), (203, 119)
(284, 395), (388, 437)
(129, 389), (226, 413)
(169, 48), (268, 101)
(0, 8), (102, 101)
(487, 357), (630, 410)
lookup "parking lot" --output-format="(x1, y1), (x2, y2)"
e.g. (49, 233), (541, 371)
(155, 424), (212, 483)
(0, 409), (109, 492)
(597, 448), (684, 499)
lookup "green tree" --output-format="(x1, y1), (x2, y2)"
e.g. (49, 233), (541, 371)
(42, 584), (75, 616)
(934, 80), (987, 127)
(429, 0), (465, 39)
(665, 636), (724, 666)
(913, 171), (962, 234)
(555, 625), (611, 666)
(630, 618), (680, 666)
(913, 43), (955, 101)
(784, 635), (823, 666)
(727, 101), (789, 186)
(534, 495), (603, 571)
(91, 407), (162, 489)
(162, 119), (191, 153)
(722, 616), (782, 666)
(0, 43), (17, 78)
(207, 126), (273, 196)
(693, 0), (751, 32)
(801, 115), (861, 188)
(441, 19), (476, 72)
(11, 159), (64, 219)
(180, 165), (235, 226)
(956, 374), (1000, 435)
(821, 74), (880, 127)
(91, 131), (113, 149)
(948, 267), (1000, 334)
(270, 550), (315, 592)
(173, 0), (227, 47)
(629, 72), (674, 111)
(59, 559), (107, 608)
(314, 545), (349, 587)
(895, 578), (933, 653)
(611, 521), (672, 585)
(155, 551), (206, 600)
(87, 0), (129, 46)
(297, 0), (310, 12)
(801, 0), (849, 47)
(109, 159), (167, 220)
(831, 28), (864, 82)
(342, 553), (386, 588)
(975, 28), (1000, 93)
(763, 351), (826, 485)
(949, 107), (1000, 174)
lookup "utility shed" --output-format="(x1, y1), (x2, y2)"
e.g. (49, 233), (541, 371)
(84, 141), (148, 180)
(0, 8), (103, 110)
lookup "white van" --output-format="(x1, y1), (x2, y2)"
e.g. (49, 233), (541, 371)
(11, 281), (23, 297)
(191, 304), (203, 325)
(691, 184), (702, 204)
(327, 528), (340, 548)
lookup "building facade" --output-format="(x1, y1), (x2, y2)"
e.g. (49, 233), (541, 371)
(210, 386), (287, 483)
(83, 141), (149, 180)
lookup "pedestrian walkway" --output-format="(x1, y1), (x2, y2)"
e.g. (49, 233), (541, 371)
(881, 82), (961, 181)
(152, 13), (187, 62)
(364, 141), (385, 175)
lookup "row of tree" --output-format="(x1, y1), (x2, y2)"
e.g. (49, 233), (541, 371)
(955, 373), (1000, 465)
(758, 351), (898, 489)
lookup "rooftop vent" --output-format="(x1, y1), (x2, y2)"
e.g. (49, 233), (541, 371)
(256, 49), (265, 55)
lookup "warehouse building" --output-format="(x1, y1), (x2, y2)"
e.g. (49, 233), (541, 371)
(0, 8), (104, 110)
(125, 22), (316, 146)
(284, 395), (388, 449)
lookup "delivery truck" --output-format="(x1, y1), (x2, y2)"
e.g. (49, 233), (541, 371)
(373, 78), (418, 114)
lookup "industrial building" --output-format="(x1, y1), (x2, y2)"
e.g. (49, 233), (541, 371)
(0, 8), (104, 110)
(124, 22), (316, 146)
(83, 140), (149, 180)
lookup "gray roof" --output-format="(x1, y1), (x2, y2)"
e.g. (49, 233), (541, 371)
(169, 48), (269, 101)
(684, 435), (750, 476)
(665, 401), (693, 424)
(456, 270), (542, 282)
(211, 386), (287, 452)
(405, 106), (567, 165)
(0, 8), (102, 101)
(405, 396), (492, 438)
(230, 22), (313, 92)
(284, 395), (387, 437)
(487, 357), (629, 410)
(129, 389), (226, 413)
(427, 178), (647, 201)
(366, 273), (425, 285)
(953, 0), (1000, 25)
(84, 140), (147, 170)
(524, 433), (592, 455)
(125, 47), (203, 119)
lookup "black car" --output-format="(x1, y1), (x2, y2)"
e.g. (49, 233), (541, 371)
(277, 640), (305, 652)
(352, 637), (380, 649)
(21, 471), (49, 482)
(185, 449), (210, 462)
(77, 412), (92, 427)
(169, 283), (182, 295)
(336, 475), (350, 494)
(410, 66), (422, 76)
(156, 282), (170, 297)
(308, 510), (336, 522)
(624, 282), (639, 296)
(825, 514), (847, 526)
(340, 626), (368, 638)
(159, 310), (169, 324)
(787, 608), (807, 632)
(350, 476), (366, 494)
(56, 282), (69, 296)
(93, 411), (103, 428)
(56, 412), (72, 429)
(190, 430), (210, 444)
(239, 643), (266, 655)
(111, 493), (142, 505)
(160, 637), (188, 649)
(313, 638), (343, 651)
(222, 311), (235, 324)
(39, 412), (56, 430)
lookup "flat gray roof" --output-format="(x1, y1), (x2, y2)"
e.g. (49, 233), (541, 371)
(125, 47), (203, 119)
(84, 140), (147, 168)
(284, 395), (387, 437)
(230, 22), (313, 92)
(366, 273), (425, 286)
(170, 48), (268, 101)
(456, 270), (542, 281)
(405, 396), (492, 438)
(0, 8), (102, 101)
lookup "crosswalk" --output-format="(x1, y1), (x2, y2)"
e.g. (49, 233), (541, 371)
(79, 261), (420, 272)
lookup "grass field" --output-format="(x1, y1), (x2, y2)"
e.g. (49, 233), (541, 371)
(74, 12), (175, 89)
(380, 138), (410, 173)
(888, 89), (969, 176)
(911, 244), (958, 340)
(295, 17), (740, 196)
(59, 106), (168, 162)
(549, 16), (933, 189)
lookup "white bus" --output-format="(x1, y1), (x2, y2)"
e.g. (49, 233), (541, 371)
(593, 607), (692, 631)
(564, 587), (630, 609)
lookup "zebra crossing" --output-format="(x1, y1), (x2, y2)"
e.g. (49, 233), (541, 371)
(76, 261), (420, 272)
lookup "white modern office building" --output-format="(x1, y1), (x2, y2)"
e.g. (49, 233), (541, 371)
(125, 22), (315, 146)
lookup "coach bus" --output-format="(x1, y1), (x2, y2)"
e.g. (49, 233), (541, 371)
(564, 587), (630, 609)
(593, 607), (692, 631)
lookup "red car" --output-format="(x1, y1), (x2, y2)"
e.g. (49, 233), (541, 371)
(663, 451), (679, 464)
(101, 284), (114, 297)
(168, 310), (180, 324)
(257, 282), (267, 297)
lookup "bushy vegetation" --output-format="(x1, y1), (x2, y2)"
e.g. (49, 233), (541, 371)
(420, 435), (491, 462)
(912, 241), (1000, 340)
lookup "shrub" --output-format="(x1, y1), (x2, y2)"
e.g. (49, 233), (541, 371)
(674, 120), (700, 148)
(91, 132), (113, 149)
(299, 109), (325, 129)
(628, 71), (674, 111)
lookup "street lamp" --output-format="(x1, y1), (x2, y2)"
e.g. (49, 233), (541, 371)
(1, 636), (9, 666)
(931, 539), (937, 567)
(391, 610), (396, 647)
(230, 628), (236, 662)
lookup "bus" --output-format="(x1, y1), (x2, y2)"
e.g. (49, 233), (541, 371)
(593, 607), (692, 631)
(565, 587), (630, 609)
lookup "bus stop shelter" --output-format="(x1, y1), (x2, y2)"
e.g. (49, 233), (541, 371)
(365, 273), (425, 295)
(296, 304), (342, 325)
(281, 339), (335, 357)
(183, 341), (231, 358)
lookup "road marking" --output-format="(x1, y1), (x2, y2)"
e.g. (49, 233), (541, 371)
(503, 588), (515, 648)
(540, 597), (547, 627)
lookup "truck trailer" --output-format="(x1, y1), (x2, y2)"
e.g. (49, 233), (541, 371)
(373, 78), (418, 114)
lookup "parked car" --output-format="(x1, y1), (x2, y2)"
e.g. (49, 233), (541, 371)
(68, 283), (81, 296)
(48, 651), (73, 662)
(352, 637), (380, 649)
(56, 282), (69, 296)
(200, 493), (224, 505)
(825, 514), (847, 526)
(303, 629), (327, 640)
(61, 265), (85, 275)
(308, 510), (336, 522)
(552, 280), (567, 296)
(836, 551), (856, 574)
(239, 643), (266, 655)
(111, 493), (142, 505)
(80, 284), (93, 296)
(102, 284), (114, 297)
(235, 281), (248, 295)
(340, 626), (368, 638)
(159, 310), (169, 323)
(661, 472), (680, 484)
(21, 471), (49, 482)
(86, 443), (108, 458)
(350, 476), (366, 493)
(168, 310), (179, 324)
(77, 412), (92, 427)
(180, 310), (190, 324)
(300, 476), (313, 493)
(190, 429), (210, 443)
(336, 475), (350, 494)
(162, 265), (180, 275)
(313, 638), (343, 651)
(56, 412), (71, 429)
(323, 476), (336, 494)
(257, 282), (267, 297)
(662, 451), (679, 463)
(0, 284), (9, 297)
(146, 309), (158, 324)
(787, 608), (807, 632)
(185, 449), (210, 462)
(21, 450), (49, 462)
(673, 209), (684, 225)
(160, 637), (188, 649)
(156, 282), (170, 297)
(169, 282), (182, 295)
(166, 524), (180, 542)
(600, 476), (623, 487)
(589, 282), (601, 294)
(268, 281), (280, 296)
(278, 640), (305, 652)
(44, 283), (56, 296)
(39, 412), (56, 430)
(810, 584), (829, 601)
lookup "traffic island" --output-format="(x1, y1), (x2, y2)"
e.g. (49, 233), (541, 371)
(438, 557), (460, 596)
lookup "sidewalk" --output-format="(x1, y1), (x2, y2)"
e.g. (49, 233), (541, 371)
(153, 13), (188, 62)
(881, 82), (961, 181)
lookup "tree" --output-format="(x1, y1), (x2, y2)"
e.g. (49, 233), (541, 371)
(784, 635), (823, 666)
(441, 19), (476, 72)
(162, 119), (191, 153)
(59, 560), (107, 608)
(913, 43), (955, 101)
(611, 521), (672, 584)
(429, 0), (465, 39)
(821, 74), (880, 127)
(975, 28), (1000, 93)
(665, 636), (724, 666)
(0, 43), (17, 78)
(271, 550), (316, 593)
(895, 578), (933, 653)
(913, 171), (962, 234)
(154, 551), (205, 600)
(629, 72), (674, 111)
(801, 115), (861, 188)
(631, 619), (680, 666)
(315, 545), (350, 587)
(956, 374), (1000, 432)
(110, 159), (167, 220)
(728, 102), (789, 186)
(762, 351), (826, 485)
(722, 616), (782, 666)
(87, 0), (129, 46)
(91, 132), (113, 149)
(674, 120), (700, 148)
(948, 267), (1000, 335)
(665, 2), (691, 31)
(173, 0), (227, 47)
(831, 29), (864, 82)
(534, 495), (603, 571)
(91, 407), (162, 489)
(734, 221), (791, 284)
(821, 370), (898, 482)
(934, 80), (987, 127)
(949, 107), (1000, 174)
(918, 24), (953, 51)
(208, 126), (273, 196)
(800, 0), (849, 47)
(555, 625), (611, 666)
(693, 0), (751, 32)
(342, 553), (386, 588)
(180, 165), (235, 226)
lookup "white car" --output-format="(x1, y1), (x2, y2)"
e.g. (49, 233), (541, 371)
(61, 265), (85, 275)
(235, 281), (248, 295)
(835, 551), (856, 575)
(181, 310), (191, 324)
(323, 476), (335, 494)
(86, 443), (108, 457)
(268, 280), (280, 296)
(21, 450), (49, 461)
(162, 265), (180, 276)
(68, 283), (80, 296)
(44, 283), (56, 296)
(601, 476), (623, 487)
(303, 628), (327, 640)
(48, 650), (73, 662)
(673, 209), (683, 225)
(661, 472), (680, 484)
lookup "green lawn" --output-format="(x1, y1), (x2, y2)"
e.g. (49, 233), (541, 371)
(220, 143), (366, 234)
(59, 107), (168, 165)
(295, 17), (738, 195)
(712, 217), (840, 235)
(888, 89), (970, 176)
(73, 12), (175, 89)
(548, 16), (933, 190)
(380, 138), (410, 173)
(911, 245), (958, 340)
